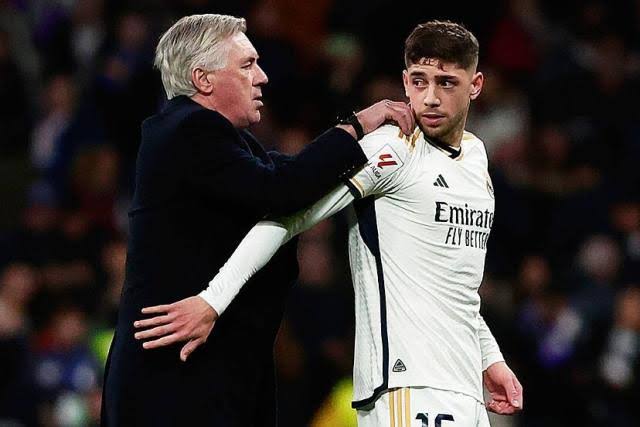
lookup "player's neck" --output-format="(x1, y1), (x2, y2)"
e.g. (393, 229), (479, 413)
(441, 110), (469, 148)
(441, 127), (464, 148)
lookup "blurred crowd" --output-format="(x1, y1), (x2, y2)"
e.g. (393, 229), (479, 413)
(0, 0), (639, 426)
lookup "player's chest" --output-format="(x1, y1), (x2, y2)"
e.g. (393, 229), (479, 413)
(405, 153), (492, 201)
(387, 153), (495, 233)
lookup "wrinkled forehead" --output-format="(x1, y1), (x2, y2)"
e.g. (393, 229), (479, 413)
(232, 32), (256, 52)
(226, 32), (258, 59)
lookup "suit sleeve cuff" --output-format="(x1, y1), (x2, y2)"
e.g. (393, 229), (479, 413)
(344, 177), (365, 198)
(317, 127), (367, 178)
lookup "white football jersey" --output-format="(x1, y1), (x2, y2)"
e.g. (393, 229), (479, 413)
(199, 124), (504, 410)
(346, 125), (501, 408)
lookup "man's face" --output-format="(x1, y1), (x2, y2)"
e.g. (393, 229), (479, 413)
(210, 33), (268, 128)
(403, 58), (482, 144)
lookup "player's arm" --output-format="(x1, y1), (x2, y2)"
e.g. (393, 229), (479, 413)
(479, 314), (524, 414)
(195, 127), (411, 316)
(478, 314), (505, 370)
(197, 128), (409, 315)
(199, 185), (355, 315)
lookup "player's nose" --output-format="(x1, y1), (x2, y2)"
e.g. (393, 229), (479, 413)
(424, 86), (440, 107)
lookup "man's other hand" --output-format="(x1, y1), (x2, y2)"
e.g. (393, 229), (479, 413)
(133, 296), (218, 362)
(483, 361), (523, 415)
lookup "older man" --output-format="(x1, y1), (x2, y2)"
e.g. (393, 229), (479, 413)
(101, 14), (413, 426)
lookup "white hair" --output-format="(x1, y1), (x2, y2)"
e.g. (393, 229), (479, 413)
(154, 14), (246, 99)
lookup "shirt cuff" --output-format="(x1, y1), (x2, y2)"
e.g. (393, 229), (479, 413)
(198, 284), (235, 317)
(482, 351), (505, 371)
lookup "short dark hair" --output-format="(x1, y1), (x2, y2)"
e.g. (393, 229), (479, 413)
(404, 20), (479, 70)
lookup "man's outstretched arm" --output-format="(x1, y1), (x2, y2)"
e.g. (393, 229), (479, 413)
(189, 100), (413, 217)
(133, 185), (356, 360)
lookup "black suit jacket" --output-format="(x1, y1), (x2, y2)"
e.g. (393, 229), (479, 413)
(101, 96), (366, 426)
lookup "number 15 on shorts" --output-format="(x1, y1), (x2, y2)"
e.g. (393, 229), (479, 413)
(415, 413), (454, 426)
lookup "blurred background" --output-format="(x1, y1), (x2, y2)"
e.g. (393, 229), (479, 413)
(0, 0), (639, 426)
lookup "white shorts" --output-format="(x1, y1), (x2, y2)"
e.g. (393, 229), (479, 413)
(356, 387), (490, 427)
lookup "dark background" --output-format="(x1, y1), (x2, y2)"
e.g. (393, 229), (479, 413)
(0, 0), (639, 425)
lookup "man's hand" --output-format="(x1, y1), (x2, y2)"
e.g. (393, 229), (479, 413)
(133, 296), (218, 362)
(337, 100), (415, 139)
(357, 99), (415, 136)
(483, 361), (523, 415)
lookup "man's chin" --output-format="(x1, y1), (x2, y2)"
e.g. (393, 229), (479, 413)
(248, 111), (261, 126)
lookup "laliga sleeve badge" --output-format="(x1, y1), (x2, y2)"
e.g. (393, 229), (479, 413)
(363, 144), (404, 183)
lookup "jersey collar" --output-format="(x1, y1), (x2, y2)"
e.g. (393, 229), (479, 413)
(423, 135), (462, 159)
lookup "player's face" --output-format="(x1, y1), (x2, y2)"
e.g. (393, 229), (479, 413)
(209, 33), (268, 128)
(403, 58), (483, 145)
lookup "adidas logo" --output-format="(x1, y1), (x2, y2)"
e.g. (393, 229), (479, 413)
(392, 359), (407, 372)
(433, 174), (449, 188)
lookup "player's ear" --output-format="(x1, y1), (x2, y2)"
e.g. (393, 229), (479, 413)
(470, 71), (483, 100)
(402, 70), (410, 98)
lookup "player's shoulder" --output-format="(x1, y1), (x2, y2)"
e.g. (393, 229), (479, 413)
(359, 124), (416, 160)
(462, 130), (484, 148)
(462, 130), (488, 160)
(349, 125), (413, 195)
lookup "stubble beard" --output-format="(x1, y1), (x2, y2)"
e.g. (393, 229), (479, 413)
(421, 109), (466, 146)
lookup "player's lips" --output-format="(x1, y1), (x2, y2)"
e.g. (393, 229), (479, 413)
(422, 113), (445, 126)
(253, 95), (263, 108)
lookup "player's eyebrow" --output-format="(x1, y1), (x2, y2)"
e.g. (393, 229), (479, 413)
(408, 71), (459, 82)
(408, 70), (427, 78)
(435, 74), (459, 83)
